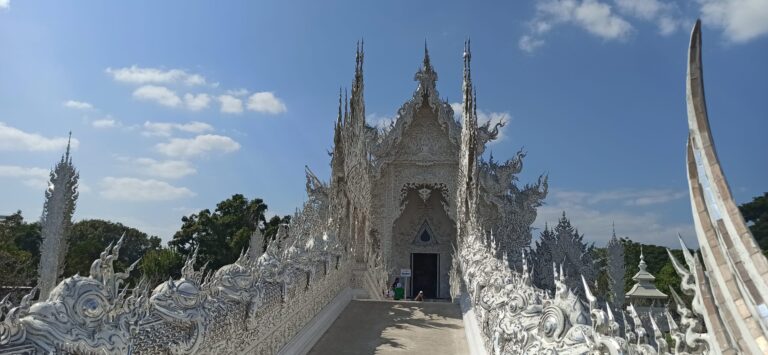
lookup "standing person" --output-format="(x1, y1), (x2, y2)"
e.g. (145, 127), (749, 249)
(392, 277), (404, 300)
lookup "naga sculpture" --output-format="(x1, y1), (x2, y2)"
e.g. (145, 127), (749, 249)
(2, 236), (149, 354)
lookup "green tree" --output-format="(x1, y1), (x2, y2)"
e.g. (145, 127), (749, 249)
(169, 194), (270, 270)
(739, 192), (768, 254)
(531, 212), (597, 296)
(64, 219), (161, 282)
(264, 215), (291, 251)
(139, 248), (184, 285)
(0, 211), (37, 291)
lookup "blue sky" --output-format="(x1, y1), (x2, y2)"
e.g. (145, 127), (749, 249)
(0, 1), (765, 248)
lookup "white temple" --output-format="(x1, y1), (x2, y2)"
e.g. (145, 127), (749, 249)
(328, 41), (546, 300)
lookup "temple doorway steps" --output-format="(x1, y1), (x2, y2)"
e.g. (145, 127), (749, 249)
(308, 299), (469, 355)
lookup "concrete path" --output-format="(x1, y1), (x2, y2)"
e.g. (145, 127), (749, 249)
(308, 300), (469, 355)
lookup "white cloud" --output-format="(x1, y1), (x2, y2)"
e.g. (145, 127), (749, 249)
(183, 93), (211, 111)
(615, 0), (665, 19)
(521, 0), (633, 52)
(63, 100), (93, 110)
(699, 0), (768, 43)
(614, 0), (683, 35)
(100, 177), (195, 201)
(534, 188), (694, 247)
(0, 122), (79, 152)
(366, 113), (395, 130)
(142, 121), (214, 137)
(92, 117), (120, 129)
(0, 165), (50, 189)
(218, 95), (243, 114)
(657, 16), (679, 35)
(450, 103), (510, 144)
(0, 0), (9, 10)
(571, 0), (634, 39)
(133, 85), (182, 108)
(132, 158), (196, 179)
(105, 65), (206, 86)
(246, 92), (287, 114)
(519, 35), (546, 53)
(226, 88), (249, 96)
(155, 134), (241, 158)
(78, 181), (92, 193)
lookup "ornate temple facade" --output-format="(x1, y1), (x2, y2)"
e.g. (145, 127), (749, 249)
(329, 42), (547, 299)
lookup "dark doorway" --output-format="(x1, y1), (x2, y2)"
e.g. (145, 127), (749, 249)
(411, 253), (439, 299)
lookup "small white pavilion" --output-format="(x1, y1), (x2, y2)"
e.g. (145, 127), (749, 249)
(626, 248), (668, 306)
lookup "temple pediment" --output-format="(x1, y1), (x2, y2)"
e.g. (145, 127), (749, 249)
(371, 46), (461, 170)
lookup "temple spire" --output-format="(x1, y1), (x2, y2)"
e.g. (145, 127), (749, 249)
(334, 88), (343, 146)
(414, 40), (437, 94)
(344, 89), (349, 124)
(38, 135), (80, 299)
(462, 39), (475, 128)
(351, 40), (365, 129)
(423, 40), (432, 72)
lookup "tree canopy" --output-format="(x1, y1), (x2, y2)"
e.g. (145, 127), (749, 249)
(532, 212), (597, 296)
(64, 219), (162, 280)
(168, 194), (289, 271)
(0, 211), (39, 290)
(739, 192), (768, 255)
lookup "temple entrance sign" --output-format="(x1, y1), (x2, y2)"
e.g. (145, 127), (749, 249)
(411, 253), (439, 298)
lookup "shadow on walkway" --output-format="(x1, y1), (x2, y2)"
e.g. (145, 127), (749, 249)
(309, 300), (468, 355)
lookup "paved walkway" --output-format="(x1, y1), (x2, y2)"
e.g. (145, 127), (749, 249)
(309, 300), (469, 355)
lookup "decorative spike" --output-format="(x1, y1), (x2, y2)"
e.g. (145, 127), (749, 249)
(114, 233), (126, 255)
(581, 274), (596, 304)
(668, 286), (686, 308)
(65, 131), (73, 163)
(666, 248), (689, 279)
(676, 233), (696, 269)
(126, 257), (141, 274)
(665, 309), (679, 330)
(606, 302), (615, 321)
(552, 262), (558, 280)
(423, 39), (432, 70)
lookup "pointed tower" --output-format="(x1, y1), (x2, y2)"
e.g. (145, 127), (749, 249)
(350, 40), (365, 133)
(38, 133), (79, 299)
(457, 39), (479, 238)
(606, 223), (626, 307)
(415, 42), (438, 95)
(331, 88), (345, 178)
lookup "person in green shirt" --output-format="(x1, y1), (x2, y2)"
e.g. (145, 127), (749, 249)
(392, 278), (404, 300)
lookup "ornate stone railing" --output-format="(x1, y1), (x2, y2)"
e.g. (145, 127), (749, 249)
(0, 215), (350, 355)
(453, 227), (714, 354)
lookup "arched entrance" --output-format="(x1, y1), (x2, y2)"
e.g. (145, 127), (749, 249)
(391, 184), (456, 299)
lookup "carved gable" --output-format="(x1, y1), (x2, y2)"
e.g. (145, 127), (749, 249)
(394, 101), (457, 162)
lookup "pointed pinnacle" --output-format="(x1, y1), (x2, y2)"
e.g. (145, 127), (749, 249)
(66, 131), (72, 159)
(337, 87), (343, 124)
